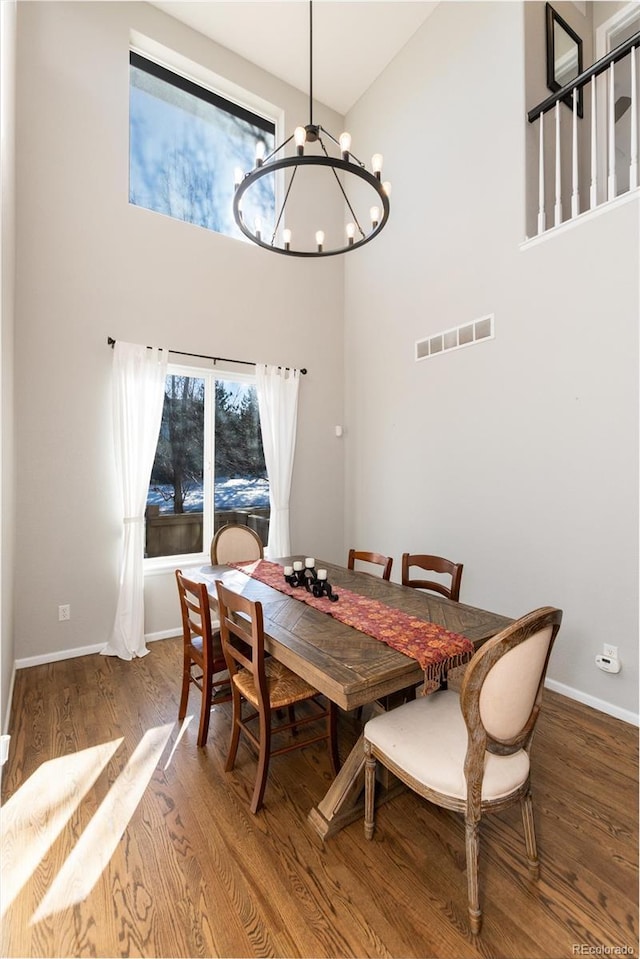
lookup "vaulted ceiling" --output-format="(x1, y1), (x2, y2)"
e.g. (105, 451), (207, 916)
(151, 2), (439, 114)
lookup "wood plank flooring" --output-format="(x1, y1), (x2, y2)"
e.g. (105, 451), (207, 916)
(1, 636), (637, 958)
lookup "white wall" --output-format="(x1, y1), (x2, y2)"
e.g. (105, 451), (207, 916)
(14, 1), (346, 660)
(344, 1), (639, 719)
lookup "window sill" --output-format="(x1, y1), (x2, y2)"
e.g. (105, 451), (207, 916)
(144, 553), (210, 577)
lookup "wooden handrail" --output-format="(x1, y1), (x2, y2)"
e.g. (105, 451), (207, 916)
(528, 30), (640, 123)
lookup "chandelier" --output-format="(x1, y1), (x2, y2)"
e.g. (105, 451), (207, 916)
(232, 0), (390, 258)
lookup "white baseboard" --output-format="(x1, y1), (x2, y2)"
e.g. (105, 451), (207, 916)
(146, 628), (181, 642)
(15, 643), (105, 669)
(14, 629), (181, 671)
(545, 677), (639, 727)
(3, 663), (16, 735)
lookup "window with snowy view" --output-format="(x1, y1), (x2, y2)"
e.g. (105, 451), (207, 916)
(145, 368), (269, 559)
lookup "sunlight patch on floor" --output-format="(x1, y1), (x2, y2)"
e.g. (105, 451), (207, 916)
(30, 723), (174, 924)
(163, 714), (193, 770)
(0, 738), (123, 918)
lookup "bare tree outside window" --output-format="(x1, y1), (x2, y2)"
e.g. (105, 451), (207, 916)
(146, 373), (269, 559)
(129, 54), (275, 239)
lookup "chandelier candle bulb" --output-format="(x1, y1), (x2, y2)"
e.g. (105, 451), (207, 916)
(346, 222), (356, 245)
(370, 206), (380, 229)
(315, 230), (325, 252)
(383, 181), (392, 196)
(283, 228), (292, 251)
(339, 131), (352, 159)
(254, 215), (262, 241)
(372, 153), (383, 178)
(255, 140), (266, 167)
(294, 126), (307, 155)
(234, 166), (243, 187)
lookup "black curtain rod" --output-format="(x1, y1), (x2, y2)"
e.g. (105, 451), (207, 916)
(107, 337), (307, 375)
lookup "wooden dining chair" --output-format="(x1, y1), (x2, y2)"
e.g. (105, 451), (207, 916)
(363, 606), (563, 935)
(401, 553), (463, 601)
(215, 580), (340, 814)
(175, 569), (232, 747)
(211, 523), (264, 565)
(347, 549), (393, 581)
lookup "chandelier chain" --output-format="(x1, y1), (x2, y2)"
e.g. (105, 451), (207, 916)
(309, 0), (314, 127)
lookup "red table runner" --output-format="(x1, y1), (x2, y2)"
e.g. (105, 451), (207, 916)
(233, 560), (474, 684)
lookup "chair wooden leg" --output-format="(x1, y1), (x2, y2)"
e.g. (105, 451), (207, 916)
(250, 708), (271, 814)
(521, 789), (540, 879)
(465, 817), (482, 935)
(196, 662), (213, 747)
(288, 705), (298, 736)
(225, 690), (242, 772)
(364, 742), (376, 840)
(178, 655), (191, 721)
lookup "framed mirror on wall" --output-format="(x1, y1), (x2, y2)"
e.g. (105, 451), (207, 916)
(546, 2), (584, 117)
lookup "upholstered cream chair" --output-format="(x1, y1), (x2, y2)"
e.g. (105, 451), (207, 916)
(363, 606), (562, 934)
(210, 523), (264, 565)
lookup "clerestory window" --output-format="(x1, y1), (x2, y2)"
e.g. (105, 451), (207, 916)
(129, 51), (276, 240)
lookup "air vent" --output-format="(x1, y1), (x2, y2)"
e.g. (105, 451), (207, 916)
(415, 314), (494, 361)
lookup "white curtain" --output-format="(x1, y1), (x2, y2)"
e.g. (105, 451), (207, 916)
(256, 364), (300, 558)
(103, 341), (168, 659)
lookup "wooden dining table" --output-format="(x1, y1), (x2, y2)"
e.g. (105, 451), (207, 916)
(195, 557), (513, 838)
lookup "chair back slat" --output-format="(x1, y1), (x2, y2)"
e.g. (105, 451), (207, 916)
(176, 571), (213, 650)
(215, 580), (268, 700)
(348, 549), (393, 581)
(175, 569), (231, 746)
(401, 553), (463, 601)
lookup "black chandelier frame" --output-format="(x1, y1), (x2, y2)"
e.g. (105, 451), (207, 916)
(232, 1), (390, 258)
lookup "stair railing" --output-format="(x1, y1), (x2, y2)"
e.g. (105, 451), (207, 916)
(528, 31), (639, 235)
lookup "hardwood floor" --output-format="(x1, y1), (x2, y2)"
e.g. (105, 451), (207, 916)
(1, 636), (637, 958)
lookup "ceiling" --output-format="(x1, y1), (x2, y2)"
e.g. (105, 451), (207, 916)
(151, 1), (439, 115)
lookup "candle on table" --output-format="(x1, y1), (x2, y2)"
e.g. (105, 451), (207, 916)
(284, 566), (293, 576)
(305, 558), (315, 568)
(317, 569), (327, 581)
(293, 561), (303, 571)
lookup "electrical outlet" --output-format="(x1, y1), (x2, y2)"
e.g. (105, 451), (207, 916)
(603, 644), (618, 661)
(58, 604), (71, 622)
